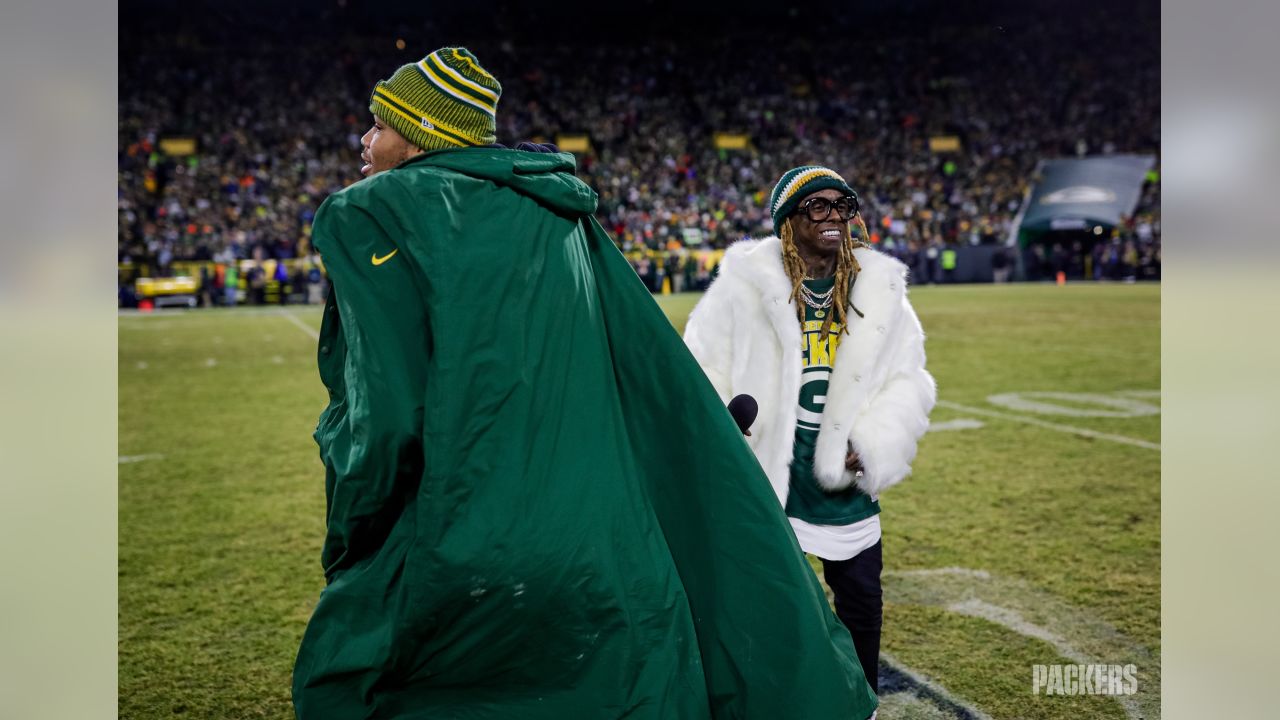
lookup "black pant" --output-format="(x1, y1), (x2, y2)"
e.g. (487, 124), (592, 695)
(822, 540), (883, 693)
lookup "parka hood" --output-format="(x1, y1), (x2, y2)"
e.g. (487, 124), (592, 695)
(402, 147), (599, 218)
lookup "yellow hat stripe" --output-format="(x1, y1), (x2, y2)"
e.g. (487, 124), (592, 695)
(773, 168), (846, 214)
(417, 58), (496, 117)
(451, 48), (497, 82)
(371, 95), (467, 148)
(373, 86), (487, 145)
(429, 51), (499, 103)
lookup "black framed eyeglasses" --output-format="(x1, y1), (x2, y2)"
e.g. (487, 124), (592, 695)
(798, 195), (860, 223)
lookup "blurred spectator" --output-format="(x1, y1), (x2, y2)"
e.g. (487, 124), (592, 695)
(992, 246), (1011, 283)
(199, 265), (213, 307)
(307, 262), (326, 305)
(247, 263), (266, 305)
(224, 263), (238, 307)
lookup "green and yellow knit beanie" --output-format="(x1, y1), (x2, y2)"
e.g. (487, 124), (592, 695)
(369, 47), (502, 152)
(768, 165), (856, 236)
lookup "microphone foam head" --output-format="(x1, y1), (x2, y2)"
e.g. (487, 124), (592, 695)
(727, 394), (758, 434)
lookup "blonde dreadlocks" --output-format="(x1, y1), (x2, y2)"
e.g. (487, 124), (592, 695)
(779, 212), (872, 341)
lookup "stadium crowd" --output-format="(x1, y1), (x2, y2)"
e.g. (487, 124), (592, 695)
(118, 1), (1159, 300)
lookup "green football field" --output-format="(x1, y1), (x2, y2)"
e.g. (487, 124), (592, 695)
(118, 282), (1160, 720)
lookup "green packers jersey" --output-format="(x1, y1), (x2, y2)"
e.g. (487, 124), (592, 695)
(785, 276), (881, 526)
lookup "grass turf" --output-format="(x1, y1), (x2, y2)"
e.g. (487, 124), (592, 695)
(119, 282), (1159, 719)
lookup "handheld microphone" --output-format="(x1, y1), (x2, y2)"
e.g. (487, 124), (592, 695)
(727, 394), (758, 436)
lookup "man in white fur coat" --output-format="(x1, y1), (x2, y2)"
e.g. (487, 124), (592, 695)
(684, 165), (936, 694)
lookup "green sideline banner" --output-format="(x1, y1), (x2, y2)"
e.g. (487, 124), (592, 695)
(1016, 155), (1156, 244)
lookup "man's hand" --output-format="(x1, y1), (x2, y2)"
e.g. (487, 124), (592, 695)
(845, 448), (863, 472)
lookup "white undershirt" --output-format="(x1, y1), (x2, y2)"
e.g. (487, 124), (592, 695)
(789, 514), (882, 561)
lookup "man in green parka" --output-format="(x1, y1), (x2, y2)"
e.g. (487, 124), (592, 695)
(292, 46), (878, 720)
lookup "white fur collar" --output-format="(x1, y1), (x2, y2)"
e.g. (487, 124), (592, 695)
(720, 236), (907, 295)
(720, 236), (913, 491)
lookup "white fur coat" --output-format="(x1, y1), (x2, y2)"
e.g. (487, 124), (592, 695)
(684, 237), (937, 507)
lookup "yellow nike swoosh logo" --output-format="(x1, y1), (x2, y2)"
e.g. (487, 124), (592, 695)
(371, 249), (398, 266)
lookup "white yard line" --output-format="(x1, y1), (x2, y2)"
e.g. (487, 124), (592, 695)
(278, 310), (320, 341)
(887, 567), (993, 581)
(948, 598), (1082, 662)
(118, 454), (164, 464)
(928, 419), (986, 433)
(936, 400), (1160, 451)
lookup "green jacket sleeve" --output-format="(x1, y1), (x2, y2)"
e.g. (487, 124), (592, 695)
(311, 191), (431, 581)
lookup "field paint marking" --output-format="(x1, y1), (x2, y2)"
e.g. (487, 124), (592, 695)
(119, 454), (164, 464)
(270, 355), (285, 364)
(135, 361), (148, 370)
(936, 400), (1160, 451)
(986, 392), (1159, 418)
(203, 358), (218, 368)
(928, 419), (985, 433)
(948, 599), (1081, 662)
(946, 596), (1151, 720)
(278, 310), (320, 341)
(891, 567), (991, 580)
(884, 567), (1158, 720)
(880, 652), (994, 720)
